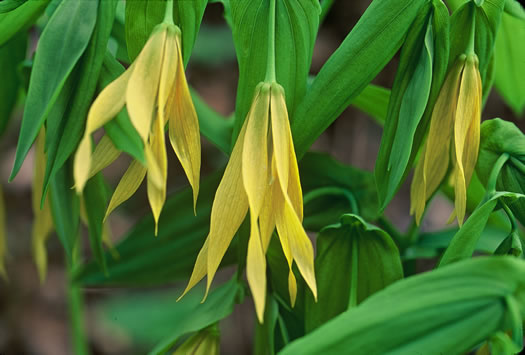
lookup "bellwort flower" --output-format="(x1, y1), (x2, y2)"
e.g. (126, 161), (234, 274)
(179, 82), (317, 322)
(74, 5), (200, 233)
(410, 53), (482, 226)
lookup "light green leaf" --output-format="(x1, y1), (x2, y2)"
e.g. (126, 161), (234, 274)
(305, 214), (403, 332)
(280, 256), (525, 355)
(349, 84), (390, 125)
(0, 0), (49, 46)
(10, 0), (98, 180)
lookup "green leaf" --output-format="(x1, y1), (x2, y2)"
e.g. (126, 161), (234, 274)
(375, 0), (450, 210)
(349, 84), (390, 125)
(254, 295), (279, 355)
(149, 279), (242, 355)
(42, 0), (118, 199)
(83, 173), (110, 273)
(125, 0), (207, 65)
(230, 0), (321, 140)
(49, 162), (80, 263)
(96, 279), (241, 353)
(494, 12), (525, 116)
(280, 256), (525, 355)
(439, 191), (525, 267)
(477, 118), (525, 225)
(10, 0), (98, 180)
(305, 214), (403, 332)
(73, 170), (236, 286)
(98, 52), (145, 163)
(303, 187), (356, 232)
(0, 0), (26, 14)
(299, 152), (379, 221)
(291, 0), (428, 158)
(0, 0), (49, 46)
(0, 31), (27, 136)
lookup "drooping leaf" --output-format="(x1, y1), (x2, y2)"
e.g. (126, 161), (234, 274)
(280, 256), (525, 355)
(0, 31), (27, 136)
(229, 0), (321, 142)
(10, 0), (98, 180)
(291, 0), (428, 157)
(305, 214), (403, 332)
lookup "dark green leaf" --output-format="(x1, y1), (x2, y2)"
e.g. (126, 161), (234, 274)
(280, 256), (525, 355)
(0, 31), (27, 136)
(291, 0), (428, 157)
(230, 0), (321, 141)
(10, 0), (98, 180)
(49, 162), (80, 263)
(305, 214), (403, 332)
(125, 0), (207, 65)
(0, 0), (26, 14)
(0, 0), (49, 46)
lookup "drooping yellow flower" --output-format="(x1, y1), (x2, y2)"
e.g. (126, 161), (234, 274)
(179, 82), (317, 322)
(74, 22), (201, 233)
(411, 54), (482, 226)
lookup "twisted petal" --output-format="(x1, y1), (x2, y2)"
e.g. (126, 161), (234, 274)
(87, 135), (121, 180)
(168, 35), (201, 210)
(270, 83), (317, 301)
(453, 56), (482, 226)
(127, 27), (166, 143)
(104, 160), (147, 221)
(74, 64), (133, 193)
(410, 58), (465, 224)
(242, 85), (270, 322)
(180, 121), (249, 301)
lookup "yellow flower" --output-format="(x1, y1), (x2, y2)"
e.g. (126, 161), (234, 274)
(410, 54), (482, 226)
(179, 82), (317, 322)
(74, 22), (201, 233)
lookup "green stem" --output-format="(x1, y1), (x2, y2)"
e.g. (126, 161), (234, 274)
(502, 202), (518, 233)
(466, 3), (476, 55)
(67, 246), (88, 355)
(485, 153), (509, 197)
(265, 0), (277, 82)
(320, 0), (336, 24)
(163, 0), (174, 25)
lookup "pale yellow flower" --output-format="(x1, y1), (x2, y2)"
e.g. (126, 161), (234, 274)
(179, 82), (317, 322)
(74, 22), (201, 233)
(411, 54), (482, 226)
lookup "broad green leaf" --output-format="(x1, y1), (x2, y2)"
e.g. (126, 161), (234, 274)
(439, 191), (525, 267)
(0, 0), (26, 14)
(73, 170), (236, 286)
(303, 187), (356, 232)
(0, 0), (49, 46)
(83, 174), (110, 273)
(98, 52), (145, 163)
(503, 0), (525, 20)
(375, 0), (450, 210)
(349, 84), (390, 125)
(149, 279), (241, 355)
(494, 12), (525, 116)
(305, 214), (403, 332)
(49, 162), (80, 263)
(125, 0), (207, 65)
(10, 0), (98, 180)
(299, 152), (379, 221)
(477, 118), (525, 225)
(291, 0), (428, 157)
(42, 0), (118, 199)
(230, 0), (321, 141)
(96, 279), (240, 353)
(0, 32), (27, 136)
(280, 256), (525, 355)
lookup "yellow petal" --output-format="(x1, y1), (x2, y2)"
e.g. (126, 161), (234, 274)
(74, 64), (133, 193)
(158, 26), (178, 117)
(87, 135), (121, 180)
(146, 115), (168, 235)
(259, 170), (278, 252)
(247, 220), (267, 322)
(104, 160), (147, 221)
(126, 27), (166, 142)
(205, 120), (249, 296)
(288, 270), (298, 307)
(178, 238), (209, 300)
(453, 55), (482, 226)
(168, 35), (201, 210)
(410, 57), (465, 223)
